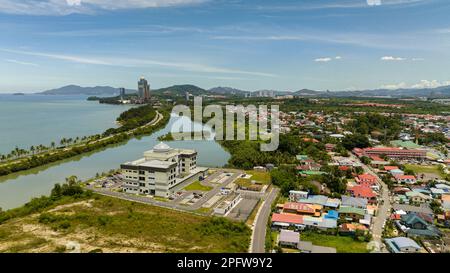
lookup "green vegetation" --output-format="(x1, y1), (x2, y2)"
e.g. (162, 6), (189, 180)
(0, 178), (251, 253)
(280, 97), (450, 115)
(220, 132), (330, 170)
(404, 164), (443, 177)
(341, 133), (371, 150)
(0, 176), (90, 225)
(300, 232), (369, 253)
(184, 181), (213, 192)
(0, 106), (170, 177)
(347, 113), (402, 142)
(157, 132), (175, 141)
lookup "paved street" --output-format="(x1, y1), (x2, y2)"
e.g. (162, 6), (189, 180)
(88, 169), (243, 213)
(351, 154), (391, 253)
(250, 187), (279, 253)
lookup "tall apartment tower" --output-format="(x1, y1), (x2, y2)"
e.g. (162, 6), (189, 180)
(138, 77), (151, 100)
(119, 88), (126, 100)
(185, 91), (190, 103)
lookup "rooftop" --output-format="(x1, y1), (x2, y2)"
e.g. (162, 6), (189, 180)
(385, 237), (421, 253)
(279, 230), (300, 244)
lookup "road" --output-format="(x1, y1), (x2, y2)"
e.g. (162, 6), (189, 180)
(351, 154), (391, 252)
(88, 169), (242, 213)
(250, 187), (279, 253)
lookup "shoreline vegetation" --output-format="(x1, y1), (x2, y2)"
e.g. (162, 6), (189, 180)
(0, 177), (251, 253)
(0, 105), (170, 177)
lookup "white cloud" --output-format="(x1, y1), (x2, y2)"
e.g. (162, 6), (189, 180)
(411, 58), (425, 61)
(5, 59), (39, 66)
(66, 0), (81, 6)
(381, 56), (406, 61)
(0, 48), (275, 77)
(315, 57), (332, 62)
(366, 0), (382, 6)
(314, 56), (342, 62)
(0, 0), (207, 15)
(255, 0), (432, 11)
(381, 82), (408, 89)
(411, 80), (450, 89)
(381, 80), (450, 89)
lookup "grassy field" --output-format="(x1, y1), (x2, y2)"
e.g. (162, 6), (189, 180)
(300, 232), (368, 253)
(246, 171), (271, 184)
(184, 181), (213, 191)
(236, 171), (271, 188)
(0, 194), (251, 253)
(405, 164), (443, 177)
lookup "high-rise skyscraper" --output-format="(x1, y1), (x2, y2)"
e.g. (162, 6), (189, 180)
(119, 88), (125, 100)
(138, 77), (151, 100)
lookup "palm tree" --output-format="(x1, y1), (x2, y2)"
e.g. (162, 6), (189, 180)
(51, 141), (55, 150)
(65, 175), (78, 186)
(30, 145), (35, 155)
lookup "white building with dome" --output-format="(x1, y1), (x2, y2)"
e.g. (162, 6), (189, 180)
(121, 142), (206, 197)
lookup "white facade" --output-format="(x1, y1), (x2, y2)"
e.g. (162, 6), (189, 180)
(121, 142), (197, 198)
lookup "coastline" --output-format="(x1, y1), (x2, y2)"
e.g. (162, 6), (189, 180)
(0, 107), (170, 177)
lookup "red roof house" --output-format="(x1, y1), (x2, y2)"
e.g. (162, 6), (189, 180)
(271, 213), (303, 225)
(348, 185), (377, 204)
(384, 166), (399, 171)
(355, 173), (378, 186)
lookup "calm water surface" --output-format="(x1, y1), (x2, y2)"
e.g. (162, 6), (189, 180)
(0, 98), (230, 210)
(0, 94), (131, 154)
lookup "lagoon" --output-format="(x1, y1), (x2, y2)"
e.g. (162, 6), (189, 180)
(0, 101), (230, 210)
(0, 94), (131, 155)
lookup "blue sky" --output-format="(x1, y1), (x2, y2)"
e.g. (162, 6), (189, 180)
(1, 0), (450, 92)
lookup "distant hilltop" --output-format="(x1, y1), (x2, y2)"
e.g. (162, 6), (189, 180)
(38, 85), (135, 96)
(35, 83), (450, 98)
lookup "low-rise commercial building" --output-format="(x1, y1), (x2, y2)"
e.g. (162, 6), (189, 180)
(353, 147), (427, 160)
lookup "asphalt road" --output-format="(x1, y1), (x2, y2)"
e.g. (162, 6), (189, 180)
(351, 154), (391, 252)
(89, 169), (242, 213)
(250, 187), (279, 253)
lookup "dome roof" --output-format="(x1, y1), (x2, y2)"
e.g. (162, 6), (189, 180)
(153, 142), (171, 153)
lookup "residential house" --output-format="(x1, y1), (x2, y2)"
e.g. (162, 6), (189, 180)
(395, 175), (417, 184)
(278, 230), (300, 249)
(338, 206), (366, 223)
(339, 223), (369, 236)
(390, 169), (405, 177)
(398, 213), (441, 238)
(289, 190), (308, 202)
(355, 173), (378, 187)
(298, 195), (341, 211)
(347, 185), (377, 204)
(302, 216), (337, 230)
(281, 202), (322, 217)
(393, 204), (433, 218)
(393, 187), (411, 195)
(271, 213), (303, 230)
(384, 166), (400, 172)
(341, 196), (368, 209)
(405, 191), (432, 204)
(385, 237), (423, 253)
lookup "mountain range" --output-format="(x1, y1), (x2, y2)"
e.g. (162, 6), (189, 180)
(36, 84), (450, 98)
(38, 85), (135, 96)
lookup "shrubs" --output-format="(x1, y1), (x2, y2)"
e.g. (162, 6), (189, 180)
(197, 217), (250, 237)
(0, 177), (91, 225)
